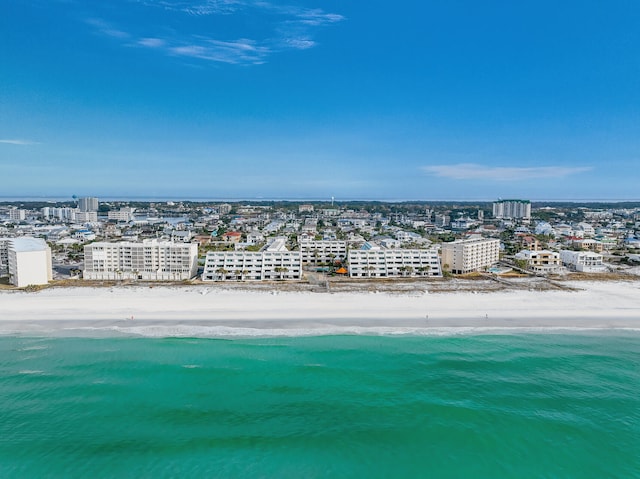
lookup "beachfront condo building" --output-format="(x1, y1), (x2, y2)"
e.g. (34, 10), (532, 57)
(441, 238), (500, 274)
(492, 199), (531, 220)
(347, 248), (442, 278)
(0, 237), (52, 287)
(299, 240), (348, 265)
(559, 250), (607, 273)
(202, 250), (302, 281)
(83, 240), (198, 281)
(514, 249), (563, 274)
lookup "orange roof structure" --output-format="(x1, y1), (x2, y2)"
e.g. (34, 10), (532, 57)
(335, 267), (348, 275)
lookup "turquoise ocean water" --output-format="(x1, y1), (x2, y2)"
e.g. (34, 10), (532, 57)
(1, 331), (639, 478)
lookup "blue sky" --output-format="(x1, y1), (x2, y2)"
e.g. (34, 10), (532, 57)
(1, 0), (639, 201)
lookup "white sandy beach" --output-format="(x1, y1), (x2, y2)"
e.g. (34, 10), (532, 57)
(1, 280), (639, 335)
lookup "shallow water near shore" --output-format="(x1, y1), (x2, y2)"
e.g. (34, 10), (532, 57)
(1, 332), (639, 478)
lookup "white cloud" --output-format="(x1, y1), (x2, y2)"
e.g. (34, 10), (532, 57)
(281, 37), (315, 50)
(140, 0), (243, 16)
(422, 163), (593, 181)
(0, 139), (39, 145)
(85, 18), (130, 39)
(87, 1), (343, 65)
(138, 37), (166, 48)
(294, 9), (344, 26)
(169, 38), (270, 64)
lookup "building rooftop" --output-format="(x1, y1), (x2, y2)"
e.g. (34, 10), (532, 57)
(10, 237), (49, 253)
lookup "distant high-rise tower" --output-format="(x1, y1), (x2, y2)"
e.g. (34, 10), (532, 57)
(478, 209), (484, 221)
(78, 197), (99, 212)
(492, 199), (531, 220)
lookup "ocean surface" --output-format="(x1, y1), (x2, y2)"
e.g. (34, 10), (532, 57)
(1, 331), (638, 478)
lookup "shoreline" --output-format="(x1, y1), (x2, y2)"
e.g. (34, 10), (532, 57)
(1, 280), (639, 336)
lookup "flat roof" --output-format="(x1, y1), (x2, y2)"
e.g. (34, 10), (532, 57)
(10, 237), (49, 252)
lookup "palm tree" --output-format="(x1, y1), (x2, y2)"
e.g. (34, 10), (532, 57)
(216, 267), (228, 281)
(274, 266), (289, 280)
(417, 266), (431, 276)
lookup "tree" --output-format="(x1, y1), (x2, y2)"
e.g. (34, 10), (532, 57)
(417, 266), (431, 276)
(513, 259), (529, 271)
(274, 266), (288, 280)
(216, 267), (228, 280)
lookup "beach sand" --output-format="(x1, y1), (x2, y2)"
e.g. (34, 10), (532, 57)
(1, 280), (639, 336)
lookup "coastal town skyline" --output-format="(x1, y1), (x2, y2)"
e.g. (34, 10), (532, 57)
(2, 1), (640, 201)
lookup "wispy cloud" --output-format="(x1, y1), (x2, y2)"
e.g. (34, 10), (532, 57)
(87, 0), (344, 65)
(0, 139), (40, 146)
(168, 38), (270, 63)
(138, 37), (166, 48)
(137, 0), (243, 16)
(422, 163), (593, 181)
(85, 18), (130, 39)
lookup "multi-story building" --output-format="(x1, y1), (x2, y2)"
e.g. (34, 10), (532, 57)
(108, 207), (135, 222)
(78, 197), (99, 212)
(514, 250), (562, 274)
(83, 240), (198, 281)
(434, 214), (450, 227)
(576, 222), (596, 237)
(75, 211), (98, 222)
(202, 241), (302, 281)
(298, 204), (314, 213)
(572, 238), (604, 252)
(7, 208), (26, 222)
(299, 240), (347, 265)
(0, 237), (52, 287)
(559, 250), (607, 273)
(493, 199), (531, 220)
(348, 248), (442, 278)
(441, 238), (500, 274)
(218, 203), (232, 215)
(0, 239), (8, 277)
(43, 207), (77, 222)
(518, 235), (541, 251)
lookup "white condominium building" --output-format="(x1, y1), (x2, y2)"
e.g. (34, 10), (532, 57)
(0, 240), (7, 277)
(7, 208), (27, 222)
(514, 250), (562, 274)
(0, 237), (52, 287)
(107, 207), (135, 222)
(75, 211), (98, 222)
(441, 238), (500, 274)
(299, 240), (348, 265)
(347, 249), (442, 278)
(42, 207), (77, 222)
(559, 250), (607, 273)
(83, 240), (198, 281)
(78, 197), (99, 212)
(493, 199), (531, 220)
(202, 250), (302, 281)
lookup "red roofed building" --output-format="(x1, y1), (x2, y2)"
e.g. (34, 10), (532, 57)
(222, 231), (243, 243)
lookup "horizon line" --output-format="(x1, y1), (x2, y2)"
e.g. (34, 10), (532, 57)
(1, 196), (640, 204)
